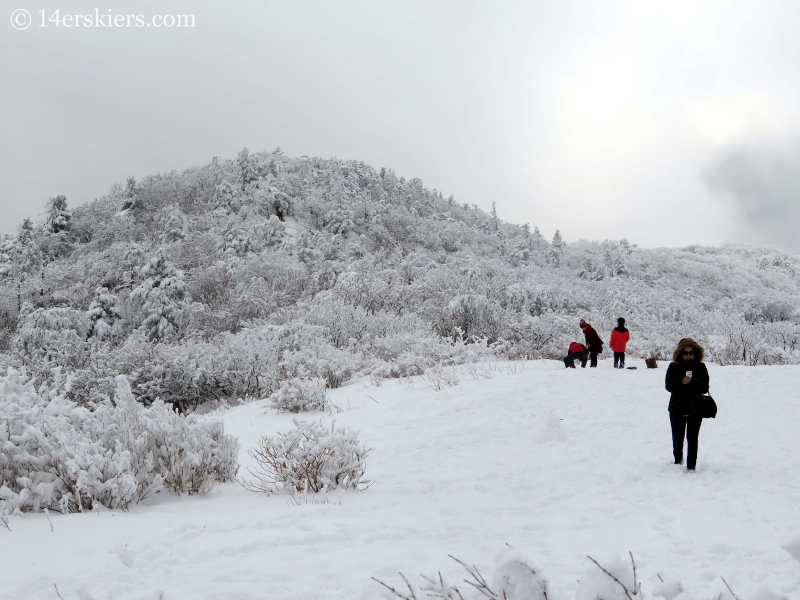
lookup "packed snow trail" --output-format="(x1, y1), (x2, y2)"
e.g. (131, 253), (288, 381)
(1, 361), (798, 599)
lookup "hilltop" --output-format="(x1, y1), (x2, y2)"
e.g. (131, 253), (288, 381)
(0, 149), (798, 409)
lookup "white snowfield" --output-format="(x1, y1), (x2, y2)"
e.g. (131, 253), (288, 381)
(1, 360), (798, 600)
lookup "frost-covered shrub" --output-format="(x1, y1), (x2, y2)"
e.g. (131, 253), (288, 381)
(371, 351), (429, 381)
(376, 550), (655, 600)
(118, 329), (281, 411)
(14, 304), (88, 368)
(440, 294), (504, 342)
(577, 555), (642, 600)
(280, 342), (358, 389)
(0, 370), (238, 513)
(375, 546), (549, 600)
(241, 419), (370, 493)
(270, 377), (327, 413)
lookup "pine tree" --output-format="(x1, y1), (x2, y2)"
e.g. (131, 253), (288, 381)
(86, 287), (121, 340)
(161, 205), (188, 243)
(548, 230), (565, 266)
(120, 176), (142, 212)
(509, 237), (531, 267)
(238, 147), (259, 190)
(44, 195), (71, 234)
(532, 226), (545, 252)
(491, 202), (499, 231)
(212, 181), (239, 212)
(130, 250), (187, 341)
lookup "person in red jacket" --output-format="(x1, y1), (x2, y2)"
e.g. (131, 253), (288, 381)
(563, 341), (588, 368)
(609, 317), (631, 368)
(579, 319), (603, 367)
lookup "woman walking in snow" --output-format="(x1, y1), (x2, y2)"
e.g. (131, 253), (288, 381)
(609, 318), (630, 368)
(665, 338), (709, 472)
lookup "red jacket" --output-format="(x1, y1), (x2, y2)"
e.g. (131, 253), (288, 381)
(568, 342), (587, 354)
(610, 328), (630, 352)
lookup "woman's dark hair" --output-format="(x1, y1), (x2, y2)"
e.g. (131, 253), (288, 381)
(617, 317), (625, 326)
(672, 338), (705, 364)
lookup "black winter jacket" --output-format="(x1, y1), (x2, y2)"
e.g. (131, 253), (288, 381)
(665, 360), (709, 415)
(583, 327), (604, 354)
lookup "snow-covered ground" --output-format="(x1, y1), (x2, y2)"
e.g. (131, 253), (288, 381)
(2, 360), (799, 600)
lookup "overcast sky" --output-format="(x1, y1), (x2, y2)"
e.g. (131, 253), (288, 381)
(2, 0), (799, 252)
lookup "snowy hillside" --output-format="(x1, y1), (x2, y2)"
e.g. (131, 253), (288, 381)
(0, 149), (799, 415)
(2, 360), (798, 600)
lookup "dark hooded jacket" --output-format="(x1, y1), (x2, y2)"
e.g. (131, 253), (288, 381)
(665, 338), (709, 415)
(580, 322), (604, 354)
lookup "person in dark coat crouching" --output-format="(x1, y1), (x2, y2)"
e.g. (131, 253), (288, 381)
(579, 319), (603, 367)
(665, 338), (709, 471)
(563, 341), (588, 368)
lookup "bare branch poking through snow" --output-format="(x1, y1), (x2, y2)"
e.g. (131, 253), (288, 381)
(586, 555), (642, 599)
(0, 502), (10, 532)
(374, 549), (750, 600)
(374, 547), (549, 600)
(721, 577), (742, 600)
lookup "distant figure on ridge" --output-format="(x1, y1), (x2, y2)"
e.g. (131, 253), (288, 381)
(579, 319), (603, 368)
(563, 341), (588, 368)
(665, 338), (709, 472)
(610, 317), (630, 369)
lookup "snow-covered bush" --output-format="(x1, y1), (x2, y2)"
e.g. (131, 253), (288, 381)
(241, 419), (370, 493)
(270, 377), (327, 413)
(279, 342), (358, 389)
(375, 550), (668, 600)
(14, 304), (88, 366)
(374, 546), (550, 600)
(577, 555), (641, 600)
(439, 294), (504, 342)
(0, 370), (239, 513)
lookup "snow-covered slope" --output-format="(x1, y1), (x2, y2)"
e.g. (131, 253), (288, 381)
(2, 360), (798, 599)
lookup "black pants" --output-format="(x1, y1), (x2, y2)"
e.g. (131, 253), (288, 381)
(669, 412), (702, 469)
(564, 351), (588, 368)
(589, 351), (598, 368)
(613, 352), (625, 368)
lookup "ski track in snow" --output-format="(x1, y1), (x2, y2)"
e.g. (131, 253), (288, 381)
(2, 361), (799, 599)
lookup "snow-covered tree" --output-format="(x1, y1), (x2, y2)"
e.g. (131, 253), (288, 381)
(44, 195), (72, 233)
(120, 176), (143, 211)
(532, 226), (546, 252)
(548, 230), (565, 266)
(161, 205), (188, 243)
(213, 180), (240, 212)
(237, 147), (260, 190)
(14, 217), (42, 275)
(130, 250), (187, 341)
(86, 287), (121, 340)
